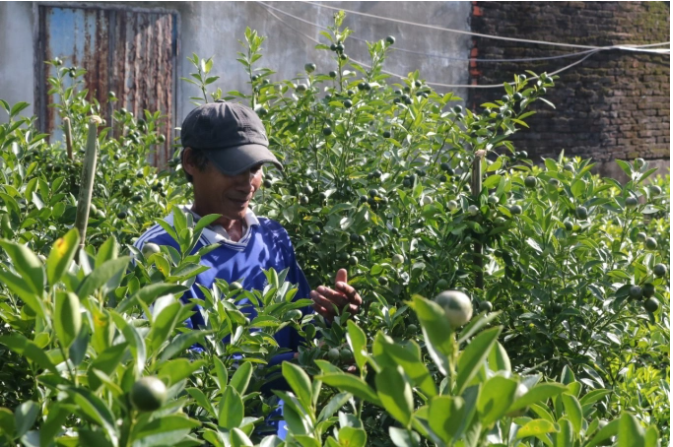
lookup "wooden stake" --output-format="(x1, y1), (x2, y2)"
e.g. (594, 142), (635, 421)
(63, 117), (73, 161)
(74, 117), (101, 249)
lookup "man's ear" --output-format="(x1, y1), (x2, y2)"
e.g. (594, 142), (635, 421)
(181, 147), (195, 175)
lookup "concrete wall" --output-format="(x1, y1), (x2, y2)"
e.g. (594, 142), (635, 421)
(176, 1), (472, 123)
(0, 1), (472, 125)
(0, 2), (35, 121)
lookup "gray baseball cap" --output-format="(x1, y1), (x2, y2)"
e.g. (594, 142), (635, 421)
(180, 101), (282, 175)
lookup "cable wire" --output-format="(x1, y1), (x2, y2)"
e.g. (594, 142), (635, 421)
(260, 1), (668, 65)
(258, 2), (605, 89)
(300, 1), (671, 52)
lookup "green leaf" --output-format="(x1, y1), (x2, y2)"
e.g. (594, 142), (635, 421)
(560, 366), (575, 384)
(561, 394), (582, 436)
(483, 174), (502, 189)
(585, 419), (619, 447)
(388, 427), (421, 447)
(529, 403), (555, 423)
(338, 427), (367, 447)
(95, 237), (119, 268)
(186, 388), (217, 418)
(259, 435), (284, 447)
(213, 357), (229, 390)
(132, 414), (201, 447)
(10, 101), (29, 117)
(0, 407), (16, 438)
(158, 330), (208, 362)
(0, 334), (57, 373)
(283, 362), (313, 412)
(617, 413), (645, 447)
(66, 387), (118, 444)
(579, 389), (611, 407)
(14, 401), (38, 438)
(0, 268), (46, 318)
(455, 326), (501, 395)
(281, 397), (311, 435)
(318, 392), (351, 422)
(116, 283), (188, 313)
(428, 395), (466, 444)
(476, 376), (518, 427)
(615, 159), (632, 177)
(314, 360), (343, 374)
(509, 383), (567, 412)
(147, 301), (183, 352)
(346, 320), (368, 370)
(373, 336), (436, 398)
(317, 374), (381, 406)
(409, 295), (454, 375)
(230, 427), (253, 447)
(554, 418), (573, 447)
(79, 430), (114, 447)
(87, 343), (128, 391)
(54, 291), (82, 349)
(110, 312), (146, 373)
(41, 406), (70, 447)
(516, 419), (558, 439)
(375, 367), (413, 427)
(0, 240), (44, 295)
(644, 425), (659, 447)
(487, 341), (511, 372)
(47, 228), (80, 287)
(218, 386), (244, 429)
(77, 257), (130, 299)
(230, 361), (254, 395)
(158, 359), (206, 386)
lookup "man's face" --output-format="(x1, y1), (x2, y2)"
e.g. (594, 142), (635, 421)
(183, 148), (263, 221)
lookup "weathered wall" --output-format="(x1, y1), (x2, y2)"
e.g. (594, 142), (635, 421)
(0, 1), (472, 126)
(468, 1), (670, 178)
(175, 1), (472, 123)
(0, 2), (36, 120)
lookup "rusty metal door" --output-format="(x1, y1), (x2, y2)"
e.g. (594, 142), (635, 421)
(36, 4), (178, 167)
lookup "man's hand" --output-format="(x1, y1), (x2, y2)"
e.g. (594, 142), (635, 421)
(310, 269), (362, 321)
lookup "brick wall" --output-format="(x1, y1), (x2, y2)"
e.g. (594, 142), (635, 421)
(469, 2), (670, 173)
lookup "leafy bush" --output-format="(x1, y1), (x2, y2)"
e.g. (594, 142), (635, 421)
(0, 13), (668, 446)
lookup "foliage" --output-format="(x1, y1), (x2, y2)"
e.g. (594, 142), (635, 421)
(0, 14), (669, 446)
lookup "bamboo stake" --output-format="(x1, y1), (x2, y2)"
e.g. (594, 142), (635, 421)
(74, 117), (101, 249)
(63, 117), (73, 161)
(472, 149), (486, 290)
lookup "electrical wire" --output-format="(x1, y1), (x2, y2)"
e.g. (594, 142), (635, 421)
(259, 1), (668, 65)
(258, 2), (605, 89)
(299, 1), (671, 52)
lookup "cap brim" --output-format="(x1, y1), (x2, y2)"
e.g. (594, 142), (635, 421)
(204, 145), (283, 176)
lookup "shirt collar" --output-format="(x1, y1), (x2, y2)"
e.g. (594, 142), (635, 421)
(166, 205), (260, 246)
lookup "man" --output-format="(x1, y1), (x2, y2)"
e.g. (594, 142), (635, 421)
(133, 101), (362, 436)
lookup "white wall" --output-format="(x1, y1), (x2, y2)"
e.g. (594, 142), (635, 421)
(177, 1), (472, 123)
(0, 2), (35, 122)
